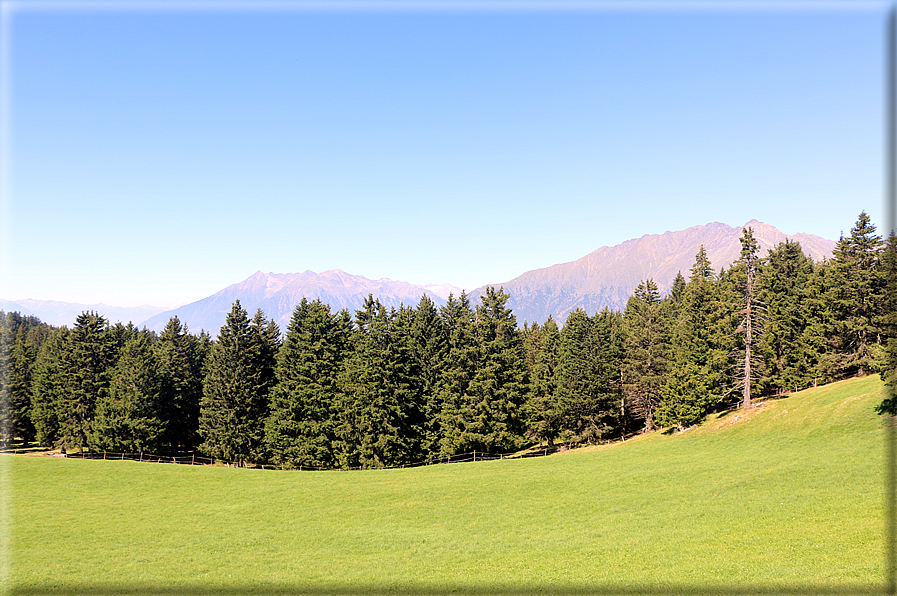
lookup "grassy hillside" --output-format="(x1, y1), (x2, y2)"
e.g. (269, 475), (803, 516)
(5, 375), (888, 595)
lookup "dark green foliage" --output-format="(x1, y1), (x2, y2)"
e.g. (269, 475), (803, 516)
(14, 212), (893, 448)
(730, 227), (764, 408)
(409, 294), (447, 460)
(0, 312), (52, 445)
(90, 332), (165, 452)
(668, 271), (687, 306)
(30, 328), (69, 447)
(758, 240), (816, 393)
(155, 317), (209, 452)
(656, 247), (730, 430)
(800, 259), (839, 385)
(199, 301), (277, 463)
(461, 287), (528, 453)
(877, 233), (897, 415)
(436, 292), (479, 458)
(9, 337), (37, 444)
(251, 308), (282, 405)
(556, 308), (624, 442)
(58, 312), (115, 452)
(622, 280), (668, 432)
(523, 317), (562, 446)
(825, 211), (886, 376)
(266, 299), (350, 469)
(336, 296), (419, 469)
(107, 321), (141, 357)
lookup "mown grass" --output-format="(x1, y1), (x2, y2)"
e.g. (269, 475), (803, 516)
(4, 375), (888, 595)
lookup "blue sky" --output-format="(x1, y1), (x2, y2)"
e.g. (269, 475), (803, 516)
(1, 1), (887, 307)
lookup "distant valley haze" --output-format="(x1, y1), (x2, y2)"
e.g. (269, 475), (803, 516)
(4, 219), (836, 334)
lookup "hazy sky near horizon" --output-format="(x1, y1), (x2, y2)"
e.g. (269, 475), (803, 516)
(2, 1), (888, 307)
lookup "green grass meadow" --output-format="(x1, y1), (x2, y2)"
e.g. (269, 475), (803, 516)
(4, 375), (889, 595)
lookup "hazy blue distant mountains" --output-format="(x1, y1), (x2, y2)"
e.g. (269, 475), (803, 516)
(468, 219), (835, 326)
(2, 220), (836, 333)
(141, 270), (456, 335)
(0, 299), (169, 328)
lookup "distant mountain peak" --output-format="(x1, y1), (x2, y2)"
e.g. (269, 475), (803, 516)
(15, 220), (836, 333)
(142, 269), (450, 335)
(468, 220), (835, 326)
(423, 284), (465, 300)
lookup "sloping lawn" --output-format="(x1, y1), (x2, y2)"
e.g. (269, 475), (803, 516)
(5, 375), (887, 595)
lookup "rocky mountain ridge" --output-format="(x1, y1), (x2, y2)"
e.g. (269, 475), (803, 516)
(4, 220), (836, 333)
(466, 219), (835, 325)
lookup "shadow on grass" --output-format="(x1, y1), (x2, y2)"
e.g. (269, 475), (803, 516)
(7, 583), (886, 596)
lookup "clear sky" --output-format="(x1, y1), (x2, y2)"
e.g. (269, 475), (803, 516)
(1, 1), (888, 307)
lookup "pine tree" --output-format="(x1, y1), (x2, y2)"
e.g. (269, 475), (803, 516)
(730, 227), (764, 408)
(155, 317), (209, 453)
(251, 309), (281, 401)
(199, 301), (273, 464)
(436, 292), (479, 459)
(90, 332), (165, 452)
(58, 312), (114, 452)
(460, 287), (527, 454)
(266, 298), (350, 469)
(622, 279), (668, 432)
(30, 327), (69, 447)
(656, 247), (727, 430)
(758, 240), (816, 393)
(0, 313), (54, 445)
(409, 294), (448, 460)
(0, 314), (15, 446)
(825, 211), (886, 376)
(523, 317), (563, 446)
(10, 334), (38, 444)
(877, 233), (897, 414)
(336, 296), (417, 468)
(800, 258), (838, 385)
(556, 308), (624, 443)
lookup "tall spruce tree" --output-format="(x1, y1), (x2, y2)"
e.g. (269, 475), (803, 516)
(878, 232), (897, 414)
(30, 327), (69, 447)
(199, 301), (274, 464)
(800, 258), (839, 385)
(460, 287), (527, 454)
(266, 298), (350, 469)
(825, 211), (886, 376)
(523, 317), (563, 446)
(9, 315), (54, 445)
(155, 317), (209, 452)
(251, 308), (281, 403)
(436, 292), (479, 459)
(90, 331), (165, 452)
(10, 331), (38, 444)
(336, 296), (418, 469)
(556, 308), (624, 442)
(58, 312), (114, 452)
(622, 280), (668, 432)
(7, 314), (53, 445)
(759, 240), (816, 393)
(656, 247), (727, 430)
(730, 227), (764, 408)
(410, 294), (448, 460)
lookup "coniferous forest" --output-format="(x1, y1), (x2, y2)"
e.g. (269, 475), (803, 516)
(2, 212), (896, 469)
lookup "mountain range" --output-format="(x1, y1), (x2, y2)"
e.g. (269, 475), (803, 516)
(4, 220), (835, 334)
(140, 270), (461, 336)
(0, 299), (169, 329)
(467, 219), (835, 325)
